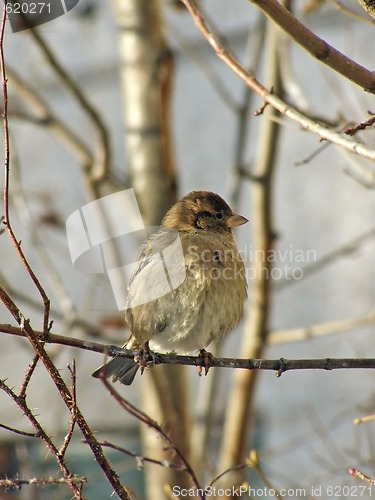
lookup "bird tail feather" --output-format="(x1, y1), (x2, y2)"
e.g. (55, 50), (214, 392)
(91, 357), (139, 385)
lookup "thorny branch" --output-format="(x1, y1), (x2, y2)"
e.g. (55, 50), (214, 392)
(19, 353), (40, 397)
(59, 359), (78, 458)
(0, 290), (129, 500)
(100, 375), (204, 497)
(1, 2), (51, 334)
(0, 378), (87, 499)
(0, 477), (87, 491)
(2, 2), (375, 498)
(0, 5), (129, 498)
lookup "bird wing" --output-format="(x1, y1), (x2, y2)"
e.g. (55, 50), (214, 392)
(125, 227), (186, 310)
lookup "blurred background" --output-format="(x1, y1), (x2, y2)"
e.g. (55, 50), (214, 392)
(1, 0), (375, 498)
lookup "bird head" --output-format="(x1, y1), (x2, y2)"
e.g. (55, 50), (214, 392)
(162, 191), (248, 234)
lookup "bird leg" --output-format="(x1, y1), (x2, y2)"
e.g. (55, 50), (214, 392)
(134, 341), (156, 375)
(196, 349), (213, 376)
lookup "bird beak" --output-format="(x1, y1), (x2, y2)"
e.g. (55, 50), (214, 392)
(227, 213), (249, 228)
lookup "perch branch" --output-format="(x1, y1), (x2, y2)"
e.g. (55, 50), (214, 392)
(1, 320), (375, 373)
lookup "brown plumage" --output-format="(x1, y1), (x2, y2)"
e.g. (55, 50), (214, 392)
(92, 191), (248, 385)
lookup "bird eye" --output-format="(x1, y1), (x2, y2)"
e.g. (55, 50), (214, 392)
(215, 212), (223, 220)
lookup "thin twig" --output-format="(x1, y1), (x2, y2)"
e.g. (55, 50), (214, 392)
(0, 289), (130, 500)
(0, 379), (86, 499)
(218, 13), (281, 484)
(327, 0), (375, 25)
(19, 354), (40, 398)
(100, 376), (204, 497)
(354, 414), (375, 424)
(349, 468), (375, 485)
(0, 423), (38, 438)
(345, 113), (375, 136)
(0, 476), (87, 490)
(294, 141), (331, 166)
(275, 226), (375, 290)
(0, 7), (128, 497)
(209, 463), (248, 487)
(0, 273), (105, 339)
(59, 359), (78, 458)
(97, 440), (187, 472)
(244, 0), (375, 93)
(268, 310), (375, 344)
(247, 450), (283, 500)
(0, 2), (51, 333)
(9, 143), (79, 326)
(8, 67), (92, 167)
(230, 14), (266, 205)
(26, 26), (110, 182)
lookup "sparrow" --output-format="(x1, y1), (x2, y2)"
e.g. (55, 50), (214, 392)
(92, 190), (248, 385)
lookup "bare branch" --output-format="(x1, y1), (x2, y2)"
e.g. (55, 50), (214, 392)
(0, 273), (105, 339)
(0, 476), (87, 491)
(275, 226), (375, 290)
(0, 290), (130, 500)
(349, 468), (375, 485)
(26, 26), (110, 182)
(209, 463), (248, 487)
(354, 413), (375, 424)
(100, 376), (203, 497)
(8, 67), (93, 167)
(1, 8), (51, 333)
(0, 378), (86, 499)
(345, 113), (375, 136)
(97, 440), (187, 472)
(59, 359), (78, 458)
(268, 311), (375, 344)
(19, 354), (40, 398)
(2, 320), (375, 373)
(0, 423), (38, 439)
(327, 0), (375, 25)
(218, 14), (281, 486)
(245, 0), (375, 93)
(247, 450), (283, 500)
(179, 0), (375, 166)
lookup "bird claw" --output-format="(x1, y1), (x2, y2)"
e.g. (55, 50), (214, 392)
(134, 342), (156, 375)
(196, 349), (213, 377)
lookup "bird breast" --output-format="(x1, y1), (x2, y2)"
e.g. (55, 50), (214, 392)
(125, 231), (247, 354)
